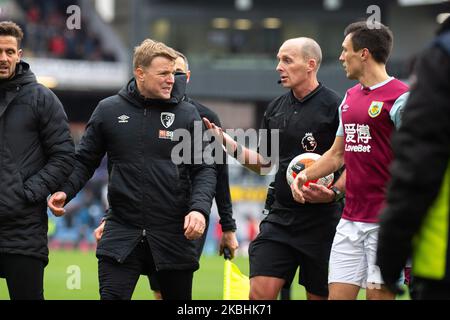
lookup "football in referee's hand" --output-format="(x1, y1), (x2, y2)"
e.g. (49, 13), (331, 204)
(286, 152), (334, 187)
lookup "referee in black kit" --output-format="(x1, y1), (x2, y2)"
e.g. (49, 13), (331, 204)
(204, 37), (345, 300)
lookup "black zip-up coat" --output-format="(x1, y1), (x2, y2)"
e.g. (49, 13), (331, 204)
(377, 23), (450, 286)
(0, 62), (75, 263)
(62, 75), (216, 270)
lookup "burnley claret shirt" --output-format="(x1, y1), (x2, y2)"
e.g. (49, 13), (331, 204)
(336, 77), (409, 223)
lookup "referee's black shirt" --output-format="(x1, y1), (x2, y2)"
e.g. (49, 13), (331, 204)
(259, 83), (342, 231)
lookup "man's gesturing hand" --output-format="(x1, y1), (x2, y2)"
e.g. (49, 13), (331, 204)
(184, 211), (206, 240)
(47, 191), (67, 216)
(202, 117), (223, 140)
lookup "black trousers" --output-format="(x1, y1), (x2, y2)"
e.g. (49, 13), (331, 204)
(0, 253), (45, 300)
(98, 239), (194, 300)
(149, 229), (207, 293)
(410, 276), (450, 300)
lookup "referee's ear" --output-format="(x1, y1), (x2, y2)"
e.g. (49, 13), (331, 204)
(307, 58), (318, 72)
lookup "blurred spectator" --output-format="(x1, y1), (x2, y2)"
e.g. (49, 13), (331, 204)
(17, 0), (117, 61)
(246, 215), (260, 242)
(48, 34), (66, 57)
(237, 214), (260, 257)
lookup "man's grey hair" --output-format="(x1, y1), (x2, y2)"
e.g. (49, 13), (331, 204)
(300, 38), (322, 69)
(175, 50), (190, 71)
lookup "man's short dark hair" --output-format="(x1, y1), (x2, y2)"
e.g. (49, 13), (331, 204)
(0, 21), (24, 48)
(344, 21), (393, 64)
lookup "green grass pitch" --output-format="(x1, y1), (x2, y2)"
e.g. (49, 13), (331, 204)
(0, 250), (409, 300)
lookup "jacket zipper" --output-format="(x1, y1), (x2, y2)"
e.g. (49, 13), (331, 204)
(142, 107), (148, 231)
(141, 108), (157, 271)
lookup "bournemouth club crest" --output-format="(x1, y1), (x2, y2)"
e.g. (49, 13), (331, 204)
(368, 101), (383, 118)
(161, 112), (175, 128)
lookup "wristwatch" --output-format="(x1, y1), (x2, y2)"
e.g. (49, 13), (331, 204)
(330, 186), (344, 202)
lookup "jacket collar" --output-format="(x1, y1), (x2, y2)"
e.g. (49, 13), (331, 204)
(289, 82), (323, 104)
(0, 61), (37, 90)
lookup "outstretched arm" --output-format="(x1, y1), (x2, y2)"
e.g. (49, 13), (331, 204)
(203, 117), (271, 175)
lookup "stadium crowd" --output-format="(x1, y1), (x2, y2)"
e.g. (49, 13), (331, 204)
(16, 0), (116, 61)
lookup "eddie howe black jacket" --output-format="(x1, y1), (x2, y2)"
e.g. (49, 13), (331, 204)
(0, 62), (75, 263)
(62, 75), (217, 271)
